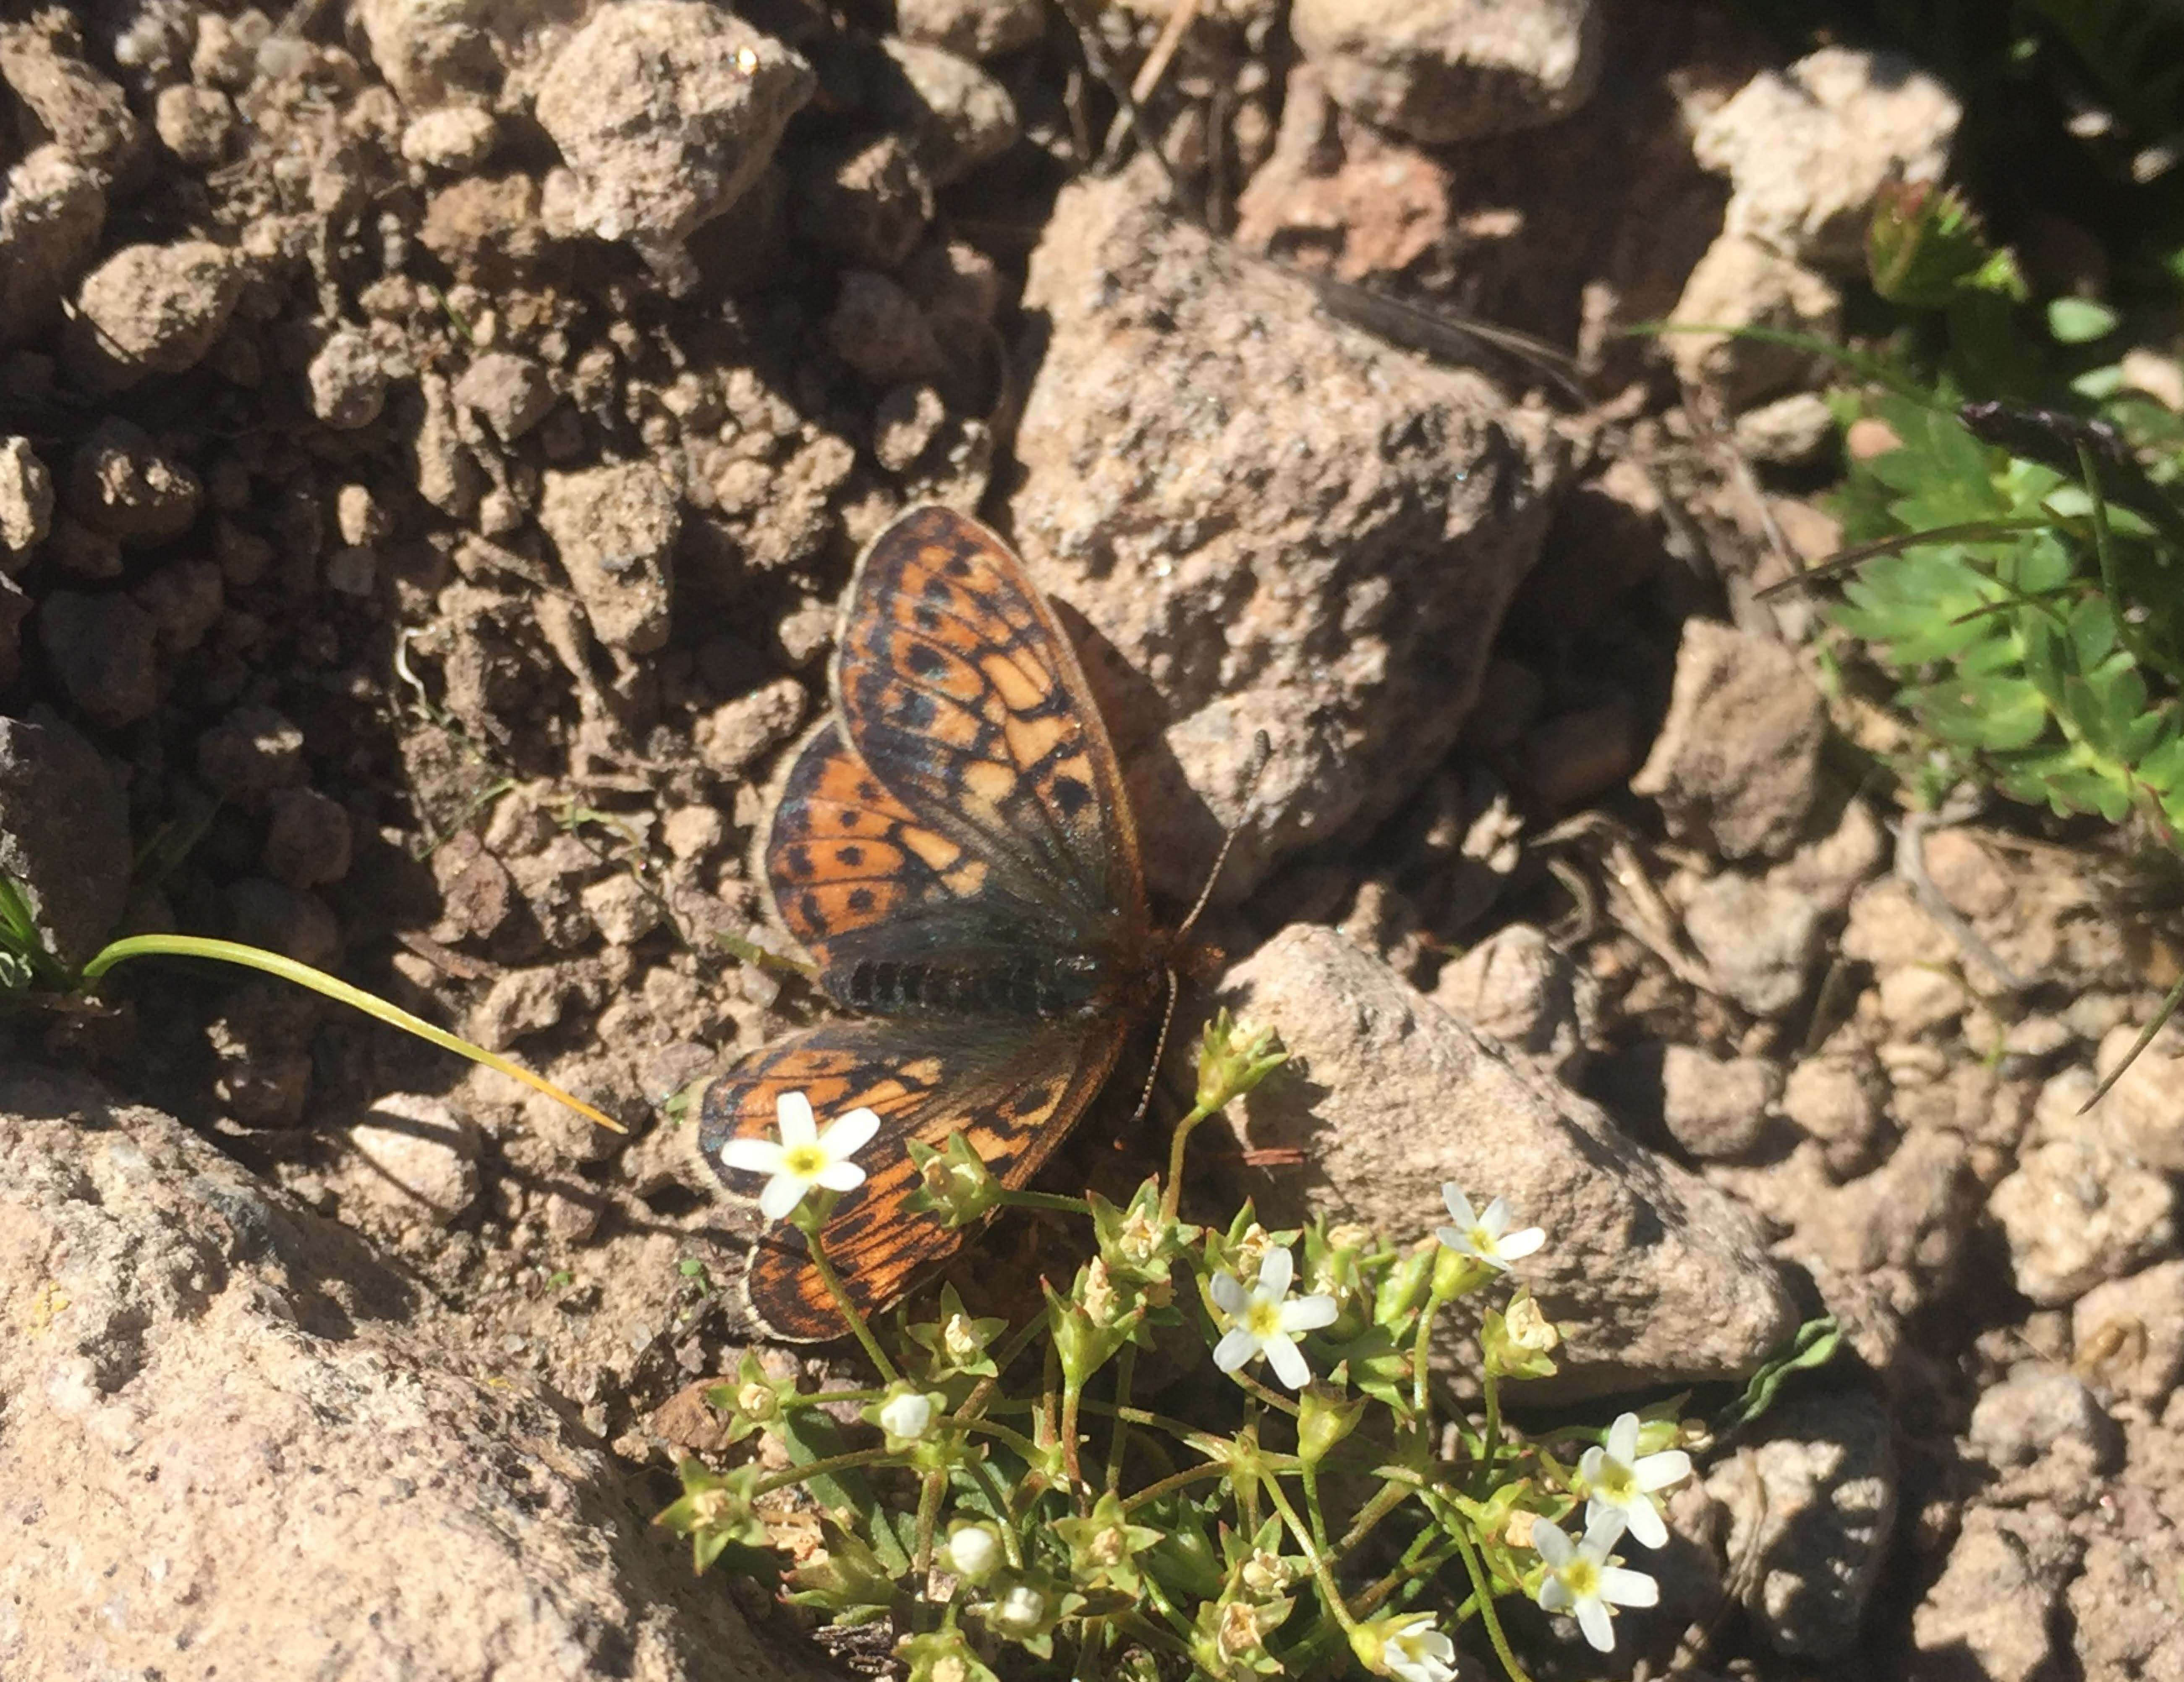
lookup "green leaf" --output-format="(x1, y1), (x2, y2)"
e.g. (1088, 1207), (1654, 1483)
(2048, 297), (2119, 344)
(2068, 598), (2121, 671)
(1912, 675), (2051, 751)
(2140, 731), (2184, 791)
(1716, 1317), (1841, 1432)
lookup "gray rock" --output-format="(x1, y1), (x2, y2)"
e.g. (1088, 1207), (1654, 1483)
(2070, 1530), (2184, 1682)
(1222, 925), (1796, 1398)
(1289, 0), (1603, 143)
(0, 708), (128, 969)
(534, 0), (813, 257)
(1912, 1507), (2080, 1682)
(894, 0), (1045, 60)
(152, 84), (238, 167)
(2072, 1260), (2184, 1406)
(1666, 232), (1841, 408)
(263, 787), (353, 889)
(1684, 871), (1821, 1018)
(1012, 168), (1574, 903)
(339, 1092), (485, 1235)
(2093, 1019), (2184, 1173)
(0, 436), (54, 571)
(696, 678), (807, 777)
(1707, 1390), (1897, 1658)
(0, 1063), (825, 1682)
(0, 18), (144, 183)
(69, 240), (246, 389)
(1431, 922), (1595, 1080)
(1659, 1045), (1780, 1161)
(795, 135), (934, 270)
(0, 146), (106, 346)
(400, 105), (498, 172)
(1967, 1365), (2119, 1514)
(1733, 391), (1836, 466)
(1631, 619), (1828, 862)
(1990, 1132), (2175, 1306)
(454, 350), (555, 442)
(1695, 47), (1961, 271)
(826, 269), (942, 383)
(1783, 1129), (1978, 1331)
(63, 417), (203, 545)
(38, 589), (159, 727)
(877, 39), (1019, 186)
(196, 705), (306, 807)
(1778, 1027), (1888, 1178)
(538, 462), (680, 655)
(306, 329), (390, 430)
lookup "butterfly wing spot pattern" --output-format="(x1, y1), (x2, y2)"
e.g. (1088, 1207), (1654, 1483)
(697, 506), (1167, 1341)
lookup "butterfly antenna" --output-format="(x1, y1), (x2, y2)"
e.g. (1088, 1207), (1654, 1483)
(1129, 732), (1276, 1128)
(1175, 730), (1274, 943)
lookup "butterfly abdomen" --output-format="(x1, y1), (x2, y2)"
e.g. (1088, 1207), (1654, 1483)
(838, 951), (1106, 1019)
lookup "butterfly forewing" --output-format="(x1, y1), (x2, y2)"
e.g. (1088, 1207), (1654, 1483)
(834, 506), (1146, 932)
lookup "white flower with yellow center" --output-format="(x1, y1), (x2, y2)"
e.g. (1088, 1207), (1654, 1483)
(1533, 1512), (1658, 1652)
(1580, 1412), (1692, 1548)
(1435, 1187), (1545, 1272)
(716, 1091), (880, 1221)
(1210, 1245), (1339, 1389)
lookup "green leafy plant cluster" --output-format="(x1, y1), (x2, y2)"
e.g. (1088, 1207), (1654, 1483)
(659, 1014), (1779, 1682)
(1821, 184), (2184, 848)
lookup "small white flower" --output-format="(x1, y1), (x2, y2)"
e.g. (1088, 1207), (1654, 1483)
(1381, 1614), (1458, 1682)
(879, 1390), (936, 1442)
(1435, 1187), (1545, 1272)
(944, 1523), (1001, 1581)
(996, 1582), (1047, 1632)
(1580, 1412), (1692, 1549)
(1210, 1245), (1339, 1390)
(1533, 1512), (1659, 1653)
(716, 1090), (880, 1221)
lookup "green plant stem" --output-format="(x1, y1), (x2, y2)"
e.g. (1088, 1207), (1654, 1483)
(1119, 1462), (1230, 1515)
(996, 1187), (1092, 1217)
(1262, 1473), (1358, 1636)
(1230, 1369), (1301, 1418)
(963, 1457), (1027, 1569)
(2077, 440), (2184, 683)
(1445, 1523), (1534, 1682)
(791, 1214), (898, 1383)
(1159, 1100), (1218, 1222)
(77, 934), (621, 1132)
(1337, 1477), (1418, 1557)
(787, 1389), (890, 1410)
(1060, 1377), (1089, 1508)
(1300, 1464), (1331, 1558)
(1411, 1299), (1439, 1417)
(947, 1414), (1048, 1463)
(754, 1446), (894, 1497)
(914, 1468), (945, 1580)
(1103, 1341), (1138, 1494)
(1476, 1370), (1504, 1493)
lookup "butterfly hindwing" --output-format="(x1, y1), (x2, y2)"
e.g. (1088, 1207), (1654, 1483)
(698, 1013), (1132, 1339)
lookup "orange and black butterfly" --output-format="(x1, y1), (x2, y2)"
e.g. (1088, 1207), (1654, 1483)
(697, 505), (1171, 1341)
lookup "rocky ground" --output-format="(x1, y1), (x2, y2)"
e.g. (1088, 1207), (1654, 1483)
(1, 0), (2181, 1677)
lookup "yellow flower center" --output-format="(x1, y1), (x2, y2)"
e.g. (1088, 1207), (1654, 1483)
(1561, 1557), (1600, 1598)
(1598, 1461), (1636, 1502)
(1245, 1299), (1284, 1339)
(782, 1143), (827, 1177)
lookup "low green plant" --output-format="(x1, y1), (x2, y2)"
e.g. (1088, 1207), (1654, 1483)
(0, 872), (618, 1131)
(662, 1014), (1730, 1681)
(1783, 179), (2184, 1087)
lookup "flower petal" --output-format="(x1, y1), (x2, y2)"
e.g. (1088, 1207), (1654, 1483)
(1575, 1599), (1615, 1653)
(1497, 1225), (1546, 1261)
(1582, 1509), (1631, 1556)
(1577, 1445), (1606, 1484)
(1441, 1184), (1477, 1228)
(1624, 1501), (1669, 1551)
(1210, 1271), (1247, 1315)
(1213, 1325), (1259, 1373)
(717, 1138), (785, 1175)
(759, 1172), (808, 1222)
(1263, 1332), (1310, 1389)
(1598, 1566), (1659, 1609)
(774, 1090), (816, 1147)
(1478, 1197), (1512, 1238)
(1258, 1245), (1294, 1298)
(1636, 1449), (1692, 1492)
(1433, 1225), (1471, 1256)
(1530, 1518), (1574, 1568)
(1607, 1412), (1641, 1464)
(814, 1160), (867, 1192)
(819, 1105), (881, 1159)
(1280, 1292), (1339, 1334)
(1536, 1575), (1574, 1614)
